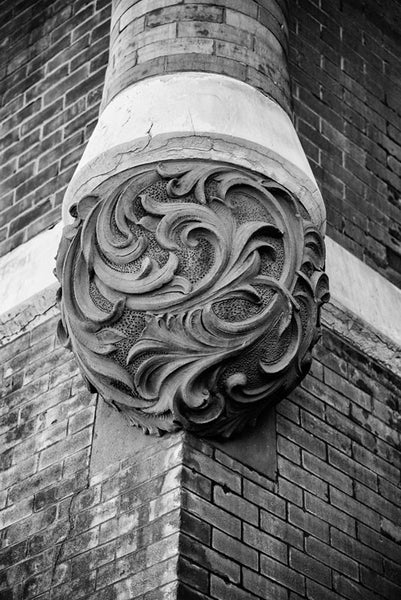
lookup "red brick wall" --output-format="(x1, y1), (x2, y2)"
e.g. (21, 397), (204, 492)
(1, 319), (400, 598)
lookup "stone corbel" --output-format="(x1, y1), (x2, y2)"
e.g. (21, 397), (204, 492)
(56, 73), (329, 438)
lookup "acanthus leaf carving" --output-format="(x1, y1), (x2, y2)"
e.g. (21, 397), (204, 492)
(56, 160), (329, 438)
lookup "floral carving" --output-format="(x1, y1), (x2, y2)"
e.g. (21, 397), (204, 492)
(56, 160), (329, 437)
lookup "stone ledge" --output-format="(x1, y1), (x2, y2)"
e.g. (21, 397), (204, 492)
(322, 301), (401, 381)
(0, 283), (58, 346)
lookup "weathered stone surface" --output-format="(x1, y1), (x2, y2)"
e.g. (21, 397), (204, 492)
(63, 73), (324, 228)
(56, 159), (328, 437)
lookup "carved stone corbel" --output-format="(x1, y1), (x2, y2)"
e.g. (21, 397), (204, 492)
(56, 159), (329, 437)
(56, 0), (329, 439)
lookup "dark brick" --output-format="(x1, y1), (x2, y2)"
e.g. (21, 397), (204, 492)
(331, 487), (381, 530)
(305, 492), (356, 536)
(358, 522), (401, 564)
(181, 465), (211, 501)
(277, 414), (326, 459)
(9, 199), (53, 237)
(328, 447), (377, 490)
(331, 527), (383, 573)
(306, 579), (343, 600)
(176, 583), (210, 600)
(183, 445), (241, 494)
(213, 485), (259, 526)
(306, 536), (359, 579)
(278, 477), (303, 507)
(243, 522), (287, 564)
(212, 529), (258, 570)
(65, 67), (106, 105)
(180, 533), (240, 586)
(361, 565), (401, 600)
(288, 505), (329, 542)
(260, 554), (305, 594)
(243, 568), (287, 600)
(278, 456), (329, 500)
(181, 510), (211, 546)
(302, 450), (353, 495)
(352, 442), (400, 483)
(177, 556), (209, 594)
(261, 511), (303, 550)
(243, 479), (286, 518)
(333, 572), (381, 600)
(182, 489), (241, 539)
(326, 408), (376, 451)
(210, 575), (258, 600)
(290, 548), (331, 588)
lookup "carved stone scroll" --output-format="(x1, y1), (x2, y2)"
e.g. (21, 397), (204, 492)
(56, 160), (329, 438)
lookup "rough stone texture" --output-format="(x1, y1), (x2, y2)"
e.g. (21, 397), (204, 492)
(1, 314), (401, 599)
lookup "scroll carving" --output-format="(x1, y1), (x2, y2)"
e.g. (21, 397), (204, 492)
(56, 161), (329, 438)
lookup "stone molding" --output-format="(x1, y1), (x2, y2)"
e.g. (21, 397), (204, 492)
(0, 222), (62, 315)
(62, 73), (325, 231)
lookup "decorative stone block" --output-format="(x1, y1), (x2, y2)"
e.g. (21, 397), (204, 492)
(56, 159), (328, 437)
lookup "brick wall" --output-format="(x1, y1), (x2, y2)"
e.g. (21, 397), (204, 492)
(0, 314), (183, 598)
(1, 1), (401, 598)
(289, 0), (401, 287)
(1, 0), (401, 290)
(1, 317), (400, 599)
(177, 327), (401, 600)
(0, 0), (111, 257)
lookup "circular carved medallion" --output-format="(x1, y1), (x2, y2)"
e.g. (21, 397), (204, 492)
(56, 161), (329, 437)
